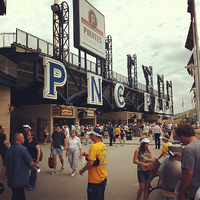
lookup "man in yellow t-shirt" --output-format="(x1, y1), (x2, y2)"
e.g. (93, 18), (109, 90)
(156, 134), (172, 160)
(115, 126), (123, 147)
(79, 128), (107, 200)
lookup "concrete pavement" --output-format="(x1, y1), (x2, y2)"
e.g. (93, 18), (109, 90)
(0, 136), (166, 200)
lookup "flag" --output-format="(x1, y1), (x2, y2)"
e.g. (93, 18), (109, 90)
(187, 0), (194, 19)
(190, 81), (195, 92)
(185, 20), (194, 51)
(187, 53), (194, 66)
(182, 100), (184, 108)
(187, 53), (194, 75)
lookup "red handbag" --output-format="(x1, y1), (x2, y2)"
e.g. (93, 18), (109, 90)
(48, 152), (54, 168)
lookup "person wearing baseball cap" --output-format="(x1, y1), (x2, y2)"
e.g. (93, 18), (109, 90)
(23, 124), (32, 143)
(79, 128), (107, 200)
(23, 124), (31, 130)
(155, 134), (172, 160)
(133, 136), (153, 200)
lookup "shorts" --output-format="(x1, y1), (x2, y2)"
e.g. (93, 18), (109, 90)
(104, 131), (108, 136)
(115, 135), (120, 139)
(81, 133), (84, 136)
(44, 134), (47, 138)
(52, 148), (63, 156)
(137, 170), (152, 183)
(120, 134), (125, 139)
(87, 178), (107, 200)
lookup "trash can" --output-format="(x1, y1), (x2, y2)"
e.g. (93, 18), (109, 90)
(126, 132), (132, 140)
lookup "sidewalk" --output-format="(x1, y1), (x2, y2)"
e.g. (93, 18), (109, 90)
(0, 136), (165, 200)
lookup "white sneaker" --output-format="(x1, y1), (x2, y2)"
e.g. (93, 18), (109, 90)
(60, 167), (64, 172)
(71, 172), (76, 177)
(51, 170), (57, 175)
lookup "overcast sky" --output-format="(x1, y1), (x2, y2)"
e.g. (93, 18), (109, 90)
(1, 0), (200, 115)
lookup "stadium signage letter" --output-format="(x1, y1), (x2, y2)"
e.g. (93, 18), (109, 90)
(87, 73), (103, 105)
(43, 57), (67, 99)
(114, 83), (125, 108)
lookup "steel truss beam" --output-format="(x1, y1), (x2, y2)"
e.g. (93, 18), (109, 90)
(127, 54), (137, 89)
(142, 65), (153, 95)
(52, 1), (69, 63)
(157, 74), (164, 110)
(166, 80), (173, 114)
(103, 35), (113, 79)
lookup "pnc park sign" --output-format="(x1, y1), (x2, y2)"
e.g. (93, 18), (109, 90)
(43, 57), (172, 114)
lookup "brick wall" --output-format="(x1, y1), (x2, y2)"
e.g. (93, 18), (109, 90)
(0, 85), (11, 141)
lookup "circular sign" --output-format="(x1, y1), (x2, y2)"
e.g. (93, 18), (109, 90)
(88, 9), (97, 30)
(9, 106), (15, 113)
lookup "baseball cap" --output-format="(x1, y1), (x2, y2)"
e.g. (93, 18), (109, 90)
(140, 138), (150, 144)
(87, 128), (103, 137)
(23, 124), (31, 130)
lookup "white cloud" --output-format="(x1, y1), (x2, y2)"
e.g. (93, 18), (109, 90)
(0, 0), (200, 115)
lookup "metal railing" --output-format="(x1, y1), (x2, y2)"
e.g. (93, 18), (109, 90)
(0, 54), (17, 78)
(0, 29), (165, 97)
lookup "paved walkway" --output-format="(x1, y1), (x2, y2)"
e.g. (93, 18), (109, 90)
(0, 136), (166, 200)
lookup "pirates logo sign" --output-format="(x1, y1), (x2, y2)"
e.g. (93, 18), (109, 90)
(88, 9), (97, 30)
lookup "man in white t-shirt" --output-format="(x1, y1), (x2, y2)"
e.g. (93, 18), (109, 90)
(62, 125), (70, 144)
(76, 125), (81, 137)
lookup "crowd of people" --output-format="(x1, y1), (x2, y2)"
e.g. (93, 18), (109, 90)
(0, 121), (200, 200)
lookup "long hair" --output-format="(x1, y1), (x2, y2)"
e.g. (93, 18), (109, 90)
(139, 136), (149, 154)
(30, 132), (38, 142)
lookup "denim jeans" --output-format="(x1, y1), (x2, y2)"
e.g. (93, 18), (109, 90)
(29, 158), (37, 188)
(11, 187), (26, 200)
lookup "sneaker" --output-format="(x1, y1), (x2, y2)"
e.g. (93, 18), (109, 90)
(71, 172), (76, 177)
(51, 170), (57, 175)
(60, 167), (64, 172)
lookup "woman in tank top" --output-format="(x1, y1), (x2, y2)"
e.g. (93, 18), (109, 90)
(133, 136), (153, 200)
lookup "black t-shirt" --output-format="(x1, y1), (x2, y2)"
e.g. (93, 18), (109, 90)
(24, 140), (38, 159)
(0, 133), (6, 150)
(51, 131), (66, 148)
(107, 126), (114, 136)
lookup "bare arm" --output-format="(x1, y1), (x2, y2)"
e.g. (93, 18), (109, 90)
(156, 152), (164, 160)
(50, 139), (54, 151)
(133, 149), (149, 167)
(82, 152), (89, 157)
(133, 149), (139, 164)
(3, 140), (9, 146)
(29, 161), (40, 169)
(79, 159), (94, 175)
(173, 152), (182, 161)
(0, 166), (7, 187)
(148, 151), (154, 162)
(35, 144), (40, 163)
(177, 168), (193, 200)
(63, 138), (66, 150)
